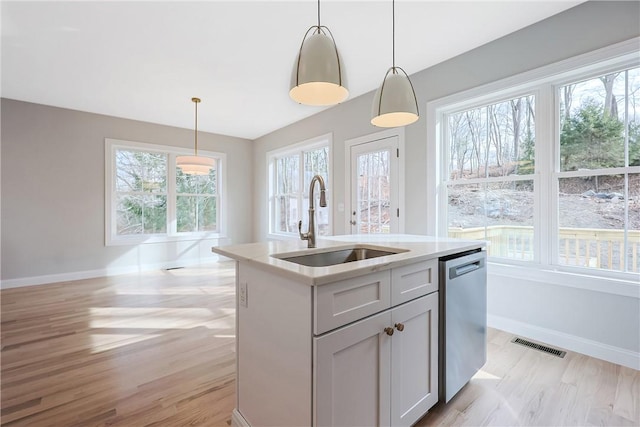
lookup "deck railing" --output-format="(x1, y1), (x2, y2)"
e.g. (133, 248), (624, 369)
(448, 226), (640, 272)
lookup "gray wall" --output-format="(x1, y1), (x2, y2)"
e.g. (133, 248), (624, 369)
(251, 1), (640, 366)
(1, 99), (253, 282)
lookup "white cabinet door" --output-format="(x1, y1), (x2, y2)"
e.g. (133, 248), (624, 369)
(314, 310), (392, 427)
(390, 293), (439, 427)
(315, 293), (439, 427)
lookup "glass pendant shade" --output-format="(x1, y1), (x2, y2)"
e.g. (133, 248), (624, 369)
(290, 30), (348, 106)
(177, 97), (214, 175)
(371, 68), (419, 127)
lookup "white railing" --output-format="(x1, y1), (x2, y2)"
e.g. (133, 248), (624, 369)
(448, 226), (640, 272)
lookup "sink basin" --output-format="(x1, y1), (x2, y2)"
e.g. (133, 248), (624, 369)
(275, 246), (405, 267)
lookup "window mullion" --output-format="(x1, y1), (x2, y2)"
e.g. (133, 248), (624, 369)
(437, 111), (449, 237)
(620, 70), (633, 271)
(217, 160), (222, 234)
(167, 153), (177, 235)
(270, 161), (275, 234)
(537, 84), (555, 266)
(623, 70), (630, 271)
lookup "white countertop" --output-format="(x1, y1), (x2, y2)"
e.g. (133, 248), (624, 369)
(212, 234), (485, 286)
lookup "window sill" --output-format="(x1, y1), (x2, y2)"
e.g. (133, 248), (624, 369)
(488, 261), (640, 299)
(106, 232), (227, 246)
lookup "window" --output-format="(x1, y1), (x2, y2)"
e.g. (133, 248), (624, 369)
(557, 68), (639, 272)
(430, 40), (639, 280)
(446, 95), (536, 261)
(176, 167), (218, 233)
(269, 135), (331, 237)
(106, 139), (225, 245)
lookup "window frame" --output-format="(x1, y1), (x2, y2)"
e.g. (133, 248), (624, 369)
(427, 38), (640, 289)
(267, 134), (332, 240)
(105, 138), (227, 246)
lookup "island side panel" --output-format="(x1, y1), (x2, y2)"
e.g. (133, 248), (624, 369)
(237, 261), (313, 427)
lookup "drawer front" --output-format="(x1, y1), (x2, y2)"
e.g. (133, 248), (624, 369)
(391, 259), (438, 306)
(314, 270), (391, 335)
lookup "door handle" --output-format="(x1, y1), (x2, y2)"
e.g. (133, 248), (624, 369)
(350, 220), (356, 225)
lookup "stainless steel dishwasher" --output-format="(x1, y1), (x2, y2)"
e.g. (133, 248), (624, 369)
(439, 249), (487, 403)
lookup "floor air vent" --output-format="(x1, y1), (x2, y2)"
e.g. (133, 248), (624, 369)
(511, 337), (566, 358)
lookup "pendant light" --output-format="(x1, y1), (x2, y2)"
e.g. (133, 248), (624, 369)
(290, 0), (348, 106)
(371, 0), (419, 127)
(176, 97), (214, 175)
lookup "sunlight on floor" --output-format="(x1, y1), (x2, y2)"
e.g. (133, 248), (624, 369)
(89, 307), (214, 323)
(472, 369), (502, 381)
(89, 333), (162, 354)
(113, 286), (234, 295)
(87, 306), (235, 353)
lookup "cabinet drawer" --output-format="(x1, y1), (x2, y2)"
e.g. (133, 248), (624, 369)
(314, 270), (391, 335)
(391, 259), (438, 305)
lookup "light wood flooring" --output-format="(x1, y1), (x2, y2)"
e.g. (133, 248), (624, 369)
(2, 262), (638, 426)
(417, 331), (639, 427)
(1, 263), (236, 427)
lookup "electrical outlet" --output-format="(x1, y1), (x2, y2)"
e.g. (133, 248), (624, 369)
(239, 282), (248, 308)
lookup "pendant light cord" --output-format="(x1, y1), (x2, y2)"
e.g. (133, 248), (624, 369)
(194, 99), (199, 156)
(317, 0), (320, 28)
(392, 0), (396, 71)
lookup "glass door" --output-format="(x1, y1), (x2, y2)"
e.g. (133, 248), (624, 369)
(349, 136), (400, 234)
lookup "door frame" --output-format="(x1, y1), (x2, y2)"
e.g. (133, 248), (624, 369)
(344, 128), (406, 234)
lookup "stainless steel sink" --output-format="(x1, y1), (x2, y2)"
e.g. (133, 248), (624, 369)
(275, 246), (405, 267)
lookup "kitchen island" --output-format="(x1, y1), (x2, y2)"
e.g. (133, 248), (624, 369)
(212, 234), (485, 427)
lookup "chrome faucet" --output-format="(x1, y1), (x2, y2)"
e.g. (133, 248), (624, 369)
(298, 174), (327, 248)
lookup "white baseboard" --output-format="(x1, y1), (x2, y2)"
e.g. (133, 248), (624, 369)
(488, 314), (640, 370)
(231, 409), (250, 427)
(1, 255), (220, 289)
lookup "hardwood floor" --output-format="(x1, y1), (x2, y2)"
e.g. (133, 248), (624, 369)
(2, 262), (638, 426)
(417, 329), (639, 427)
(1, 263), (237, 427)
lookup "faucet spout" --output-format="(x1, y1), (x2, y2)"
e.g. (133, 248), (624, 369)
(299, 175), (327, 248)
(319, 187), (327, 208)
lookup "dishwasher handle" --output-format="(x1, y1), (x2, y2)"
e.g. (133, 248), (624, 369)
(447, 252), (486, 280)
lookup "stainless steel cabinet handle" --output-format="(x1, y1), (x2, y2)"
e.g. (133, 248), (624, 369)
(350, 220), (356, 225)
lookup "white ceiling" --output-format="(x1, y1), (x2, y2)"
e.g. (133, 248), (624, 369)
(1, 0), (584, 140)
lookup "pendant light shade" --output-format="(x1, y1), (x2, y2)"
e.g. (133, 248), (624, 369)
(176, 155), (214, 175)
(177, 97), (214, 176)
(371, 0), (419, 128)
(290, 0), (348, 106)
(371, 67), (419, 127)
